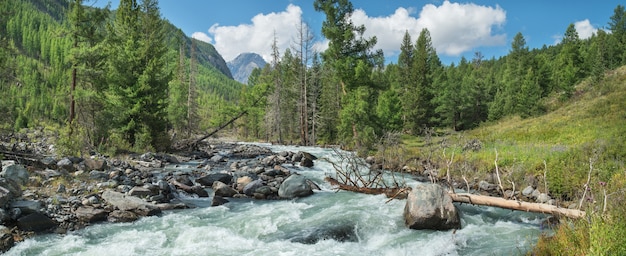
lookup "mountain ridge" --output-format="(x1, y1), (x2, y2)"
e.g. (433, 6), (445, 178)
(227, 53), (267, 84)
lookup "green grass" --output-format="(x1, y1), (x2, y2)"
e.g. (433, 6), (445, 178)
(398, 66), (626, 255)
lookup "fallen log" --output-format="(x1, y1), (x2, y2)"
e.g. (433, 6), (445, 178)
(449, 192), (585, 219)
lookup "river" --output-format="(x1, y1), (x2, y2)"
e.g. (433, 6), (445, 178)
(6, 143), (549, 256)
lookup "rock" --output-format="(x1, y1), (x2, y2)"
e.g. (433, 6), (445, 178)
(75, 206), (107, 223)
(536, 193), (550, 204)
(0, 179), (19, 208)
(100, 190), (161, 216)
(39, 156), (57, 168)
(10, 200), (42, 215)
(56, 158), (75, 172)
(1, 163), (29, 186)
(288, 221), (358, 244)
(278, 174), (314, 199)
(211, 195), (229, 206)
(300, 158), (314, 168)
(236, 176), (253, 192)
(210, 155), (225, 163)
(0, 209), (9, 223)
(196, 173), (233, 186)
(478, 180), (496, 192)
(191, 186), (209, 197)
(522, 186), (535, 197)
(57, 184), (66, 194)
(365, 156), (376, 164)
(212, 181), (238, 197)
(531, 189), (541, 199)
(128, 186), (154, 197)
(243, 179), (264, 196)
(404, 183), (461, 230)
(299, 151), (318, 161)
(0, 225), (14, 253)
(84, 158), (107, 171)
(255, 186), (273, 196)
(107, 210), (138, 223)
(89, 170), (109, 180)
(17, 212), (57, 232)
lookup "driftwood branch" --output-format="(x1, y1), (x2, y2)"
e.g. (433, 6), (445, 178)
(325, 177), (409, 199)
(450, 193), (585, 219)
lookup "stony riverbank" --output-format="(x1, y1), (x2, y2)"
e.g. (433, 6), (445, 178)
(0, 129), (320, 252)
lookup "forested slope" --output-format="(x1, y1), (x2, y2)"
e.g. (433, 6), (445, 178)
(0, 0), (243, 151)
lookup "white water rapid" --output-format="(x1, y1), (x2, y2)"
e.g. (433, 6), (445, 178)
(6, 143), (549, 256)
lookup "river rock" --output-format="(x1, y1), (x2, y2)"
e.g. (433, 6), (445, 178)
(0, 225), (14, 253)
(10, 200), (42, 215)
(75, 206), (107, 223)
(101, 190), (161, 216)
(17, 212), (57, 232)
(212, 181), (238, 197)
(522, 186), (535, 197)
(107, 210), (138, 223)
(128, 186), (154, 197)
(300, 158), (314, 168)
(236, 176), (253, 192)
(196, 173), (233, 186)
(288, 221), (358, 244)
(1, 163), (29, 186)
(211, 195), (229, 206)
(536, 193), (550, 204)
(404, 183), (461, 230)
(243, 179), (264, 196)
(0, 179), (19, 208)
(278, 174), (314, 199)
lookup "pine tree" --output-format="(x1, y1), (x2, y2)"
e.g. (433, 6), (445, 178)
(314, 0), (382, 149)
(106, 0), (170, 151)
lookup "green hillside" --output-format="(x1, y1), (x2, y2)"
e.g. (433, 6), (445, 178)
(0, 0), (243, 151)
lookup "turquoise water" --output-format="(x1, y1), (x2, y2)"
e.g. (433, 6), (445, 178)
(6, 144), (548, 256)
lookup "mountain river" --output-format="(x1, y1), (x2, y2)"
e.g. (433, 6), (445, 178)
(6, 143), (550, 256)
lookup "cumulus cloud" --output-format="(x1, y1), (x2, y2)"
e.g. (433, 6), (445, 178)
(197, 4), (303, 62)
(195, 1), (506, 62)
(351, 1), (507, 57)
(574, 19), (597, 39)
(191, 32), (212, 44)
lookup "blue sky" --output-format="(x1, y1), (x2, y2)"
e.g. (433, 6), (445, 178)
(93, 0), (621, 64)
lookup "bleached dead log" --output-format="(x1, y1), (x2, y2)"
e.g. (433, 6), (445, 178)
(449, 193), (585, 219)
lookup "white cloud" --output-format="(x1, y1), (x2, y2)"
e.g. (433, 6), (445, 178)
(191, 32), (212, 44)
(198, 4), (304, 62)
(574, 19), (597, 39)
(196, 1), (506, 63)
(351, 1), (507, 57)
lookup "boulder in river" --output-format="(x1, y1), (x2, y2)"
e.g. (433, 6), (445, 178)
(404, 183), (461, 230)
(278, 174), (314, 199)
(75, 206), (107, 223)
(16, 212), (57, 232)
(101, 190), (161, 217)
(212, 181), (238, 197)
(196, 173), (233, 186)
(107, 210), (138, 223)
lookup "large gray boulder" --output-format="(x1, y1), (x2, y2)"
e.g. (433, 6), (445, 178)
(1, 163), (29, 186)
(101, 190), (161, 216)
(278, 174), (314, 199)
(0, 179), (21, 208)
(404, 183), (461, 230)
(243, 179), (264, 196)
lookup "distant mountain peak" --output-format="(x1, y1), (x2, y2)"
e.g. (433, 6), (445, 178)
(227, 53), (267, 84)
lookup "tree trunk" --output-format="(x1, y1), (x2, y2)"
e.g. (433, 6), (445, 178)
(449, 193), (585, 219)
